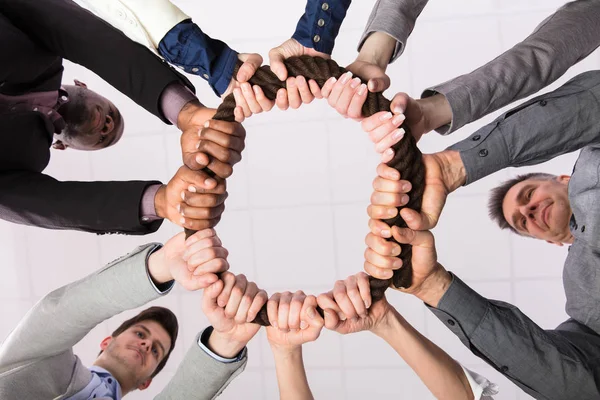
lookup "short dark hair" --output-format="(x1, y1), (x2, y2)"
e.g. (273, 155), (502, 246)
(488, 172), (556, 234)
(108, 306), (178, 378)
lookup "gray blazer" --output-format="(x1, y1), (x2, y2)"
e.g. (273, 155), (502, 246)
(358, 0), (600, 133)
(0, 244), (246, 399)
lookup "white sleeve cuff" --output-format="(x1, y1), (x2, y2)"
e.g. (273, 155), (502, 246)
(197, 326), (244, 363)
(462, 366), (499, 399)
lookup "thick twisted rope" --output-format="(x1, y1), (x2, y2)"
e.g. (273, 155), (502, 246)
(185, 56), (424, 326)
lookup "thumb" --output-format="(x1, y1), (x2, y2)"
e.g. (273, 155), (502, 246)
(400, 207), (438, 231)
(202, 279), (224, 312)
(390, 92), (410, 114)
(391, 226), (434, 248)
(322, 308), (340, 330)
(237, 53), (263, 83)
(367, 75), (391, 93)
(268, 48), (288, 81)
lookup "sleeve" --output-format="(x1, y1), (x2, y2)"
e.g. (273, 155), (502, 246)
(0, 243), (173, 373)
(156, 331), (247, 400)
(0, 0), (196, 124)
(0, 170), (163, 235)
(446, 70), (600, 185)
(461, 366), (499, 400)
(422, 0), (600, 134)
(427, 273), (599, 399)
(292, 0), (352, 55)
(357, 0), (429, 61)
(158, 20), (239, 97)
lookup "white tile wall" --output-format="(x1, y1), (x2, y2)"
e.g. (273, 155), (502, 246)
(2, 1), (598, 399)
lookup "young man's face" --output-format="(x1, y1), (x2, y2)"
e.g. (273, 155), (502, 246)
(100, 320), (171, 388)
(502, 176), (573, 245)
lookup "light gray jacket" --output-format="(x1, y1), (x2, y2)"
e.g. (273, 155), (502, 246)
(358, 0), (600, 133)
(0, 244), (246, 399)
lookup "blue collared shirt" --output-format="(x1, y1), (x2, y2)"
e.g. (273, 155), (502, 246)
(68, 366), (122, 400)
(158, 1), (350, 96)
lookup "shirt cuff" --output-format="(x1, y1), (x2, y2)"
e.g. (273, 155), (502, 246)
(159, 82), (197, 126)
(144, 244), (175, 294)
(422, 81), (475, 135)
(446, 120), (511, 185)
(292, 0), (351, 55)
(197, 326), (246, 363)
(426, 273), (489, 340)
(140, 184), (162, 224)
(462, 366), (500, 399)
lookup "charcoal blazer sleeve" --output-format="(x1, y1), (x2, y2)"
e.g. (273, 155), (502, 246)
(0, 170), (163, 234)
(0, 0), (195, 123)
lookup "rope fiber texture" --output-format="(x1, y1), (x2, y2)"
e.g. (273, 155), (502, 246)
(184, 56), (424, 326)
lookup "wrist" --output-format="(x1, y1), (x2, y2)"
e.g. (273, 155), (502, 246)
(435, 150), (466, 192)
(147, 248), (173, 284)
(208, 329), (246, 359)
(413, 265), (452, 308)
(418, 93), (452, 133)
(269, 340), (302, 356)
(356, 32), (395, 69)
(154, 185), (167, 219)
(372, 308), (404, 341)
(177, 100), (214, 130)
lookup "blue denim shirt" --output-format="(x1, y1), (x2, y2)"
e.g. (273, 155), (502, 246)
(158, 1), (351, 96)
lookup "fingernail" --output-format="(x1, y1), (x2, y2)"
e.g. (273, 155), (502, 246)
(402, 183), (412, 191)
(176, 204), (181, 212)
(388, 208), (397, 216)
(253, 86), (260, 95)
(393, 106), (404, 114)
(364, 300), (371, 309)
(392, 128), (405, 141)
(380, 112), (392, 121)
(180, 208), (185, 216)
(392, 246), (401, 256)
(307, 307), (316, 319)
(381, 229), (391, 237)
(328, 77), (337, 85)
(384, 148), (394, 157)
(394, 259), (403, 268)
(180, 217), (185, 224)
(188, 185), (197, 193)
(205, 178), (216, 186)
(242, 84), (250, 92)
(401, 194), (409, 204)
(300, 321), (308, 329)
(204, 121), (210, 128)
(181, 191), (185, 200)
(338, 312), (347, 321)
(404, 213), (413, 221)
(340, 71), (352, 84)
(392, 114), (406, 125)
(196, 154), (204, 163)
(357, 83), (367, 96)
(350, 77), (361, 88)
(272, 321), (278, 328)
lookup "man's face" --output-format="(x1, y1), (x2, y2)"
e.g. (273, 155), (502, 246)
(502, 176), (573, 244)
(100, 321), (171, 388)
(53, 81), (124, 151)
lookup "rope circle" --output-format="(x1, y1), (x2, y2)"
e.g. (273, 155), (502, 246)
(184, 55), (424, 326)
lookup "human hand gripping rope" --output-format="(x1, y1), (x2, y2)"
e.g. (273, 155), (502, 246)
(184, 55), (425, 326)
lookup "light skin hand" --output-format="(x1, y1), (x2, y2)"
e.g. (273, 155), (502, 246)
(181, 119), (246, 178)
(269, 38), (329, 82)
(322, 32), (394, 120)
(155, 165), (228, 231)
(367, 153), (466, 235)
(316, 272), (395, 335)
(148, 229), (230, 290)
(202, 272), (268, 358)
(266, 292), (324, 349)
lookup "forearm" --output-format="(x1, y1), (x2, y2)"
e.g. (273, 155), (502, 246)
(447, 70), (600, 185)
(423, 0), (600, 134)
(374, 309), (473, 400)
(0, 244), (169, 369)
(271, 345), (314, 400)
(358, 0), (429, 61)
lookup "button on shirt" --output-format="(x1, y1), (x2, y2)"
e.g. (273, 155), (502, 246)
(67, 366), (121, 400)
(292, 0), (351, 55)
(0, 88), (69, 133)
